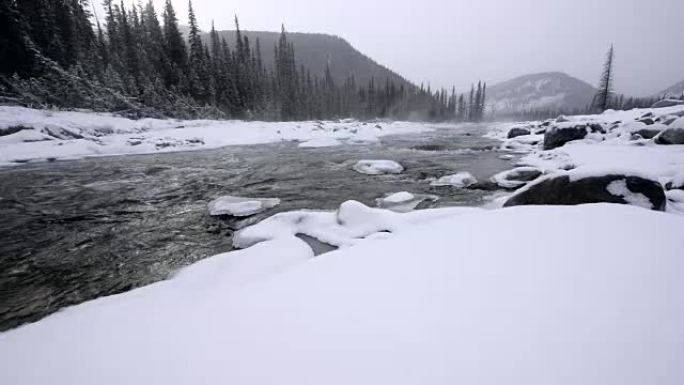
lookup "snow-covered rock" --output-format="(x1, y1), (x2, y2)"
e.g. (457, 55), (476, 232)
(375, 192), (438, 213)
(1, 204), (683, 385)
(543, 122), (603, 150)
(352, 160), (404, 175)
(654, 127), (684, 145)
(208, 196), (280, 217)
(507, 126), (531, 139)
(430, 171), (478, 188)
(491, 167), (543, 189)
(504, 168), (666, 211)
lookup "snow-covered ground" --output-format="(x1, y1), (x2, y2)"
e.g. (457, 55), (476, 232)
(0, 106), (435, 166)
(2, 105), (684, 384)
(488, 105), (684, 186)
(1, 202), (682, 385)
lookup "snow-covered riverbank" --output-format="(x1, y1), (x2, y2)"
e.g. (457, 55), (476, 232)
(1, 202), (682, 385)
(0, 106), (436, 166)
(1, 105), (684, 384)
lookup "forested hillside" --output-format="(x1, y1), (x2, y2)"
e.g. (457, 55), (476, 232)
(0, 0), (486, 122)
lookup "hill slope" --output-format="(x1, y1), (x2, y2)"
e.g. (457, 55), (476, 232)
(655, 79), (684, 98)
(210, 30), (412, 88)
(487, 72), (595, 116)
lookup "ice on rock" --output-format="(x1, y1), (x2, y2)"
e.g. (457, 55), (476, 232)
(381, 191), (415, 203)
(430, 171), (477, 188)
(353, 159), (404, 175)
(375, 192), (438, 213)
(491, 167), (543, 189)
(208, 196), (280, 217)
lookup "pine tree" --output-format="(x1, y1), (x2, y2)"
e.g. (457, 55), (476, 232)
(592, 44), (615, 112)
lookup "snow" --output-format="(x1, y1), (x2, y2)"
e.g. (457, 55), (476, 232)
(207, 196), (281, 217)
(380, 191), (414, 203)
(606, 180), (653, 209)
(375, 192), (439, 213)
(490, 105), (684, 185)
(0, 107), (433, 166)
(298, 137), (341, 148)
(1, 203), (683, 385)
(352, 159), (404, 175)
(233, 200), (480, 250)
(430, 171), (477, 188)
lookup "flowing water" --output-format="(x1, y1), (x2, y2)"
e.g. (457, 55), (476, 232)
(0, 123), (512, 331)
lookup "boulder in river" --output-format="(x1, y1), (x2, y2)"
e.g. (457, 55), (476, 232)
(208, 196), (281, 217)
(491, 167), (543, 189)
(353, 160), (404, 175)
(503, 170), (666, 211)
(430, 172), (478, 188)
(507, 127), (531, 139)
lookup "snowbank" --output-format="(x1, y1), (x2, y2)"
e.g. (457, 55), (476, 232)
(0, 107), (433, 166)
(1, 203), (683, 385)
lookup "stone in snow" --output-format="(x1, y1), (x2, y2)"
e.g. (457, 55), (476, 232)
(430, 172), (478, 188)
(353, 160), (404, 175)
(491, 167), (543, 189)
(504, 170), (666, 211)
(653, 127), (684, 145)
(507, 127), (531, 139)
(208, 196), (281, 217)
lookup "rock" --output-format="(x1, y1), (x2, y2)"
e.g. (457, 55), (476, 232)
(208, 196), (281, 217)
(543, 123), (603, 150)
(466, 181), (500, 191)
(353, 160), (404, 175)
(503, 172), (666, 211)
(411, 143), (446, 151)
(555, 115), (570, 123)
(630, 128), (663, 140)
(653, 128), (684, 145)
(507, 127), (531, 139)
(375, 191), (437, 213)
(491, 167), (543, 189)
(651, 99), (684, 108)
(638, 118), (655, 125)
(665, 173), (684, 190)
(430, 172), (478, 188)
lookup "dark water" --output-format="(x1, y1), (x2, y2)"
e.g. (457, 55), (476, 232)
(0, 124), (511, 331)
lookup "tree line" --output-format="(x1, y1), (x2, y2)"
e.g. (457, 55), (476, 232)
(0, 0), (487, 122)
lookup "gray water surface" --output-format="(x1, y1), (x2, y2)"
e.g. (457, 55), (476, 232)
(0, 124), (512, 331)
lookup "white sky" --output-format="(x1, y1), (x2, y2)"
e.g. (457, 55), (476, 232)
(100, 0), (684, 96)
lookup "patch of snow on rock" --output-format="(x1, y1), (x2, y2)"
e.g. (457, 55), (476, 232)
(606, 180), (653, 209)
(430, 172), (477, 188)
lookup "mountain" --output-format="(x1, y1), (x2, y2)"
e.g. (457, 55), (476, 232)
(486, 72), (595, 116)
(209, 30), (413, 88)
(654, 80), (684, 98)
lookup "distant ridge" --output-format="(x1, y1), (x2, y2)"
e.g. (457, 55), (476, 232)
(654, 79), (684, 98)
(486, 72), (595, 116)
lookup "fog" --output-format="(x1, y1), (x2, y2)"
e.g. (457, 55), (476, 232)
(104, 0), (683, 96)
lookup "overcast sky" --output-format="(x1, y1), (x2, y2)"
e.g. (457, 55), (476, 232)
(107, 0), (684, 96)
